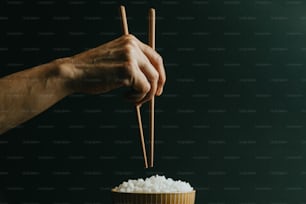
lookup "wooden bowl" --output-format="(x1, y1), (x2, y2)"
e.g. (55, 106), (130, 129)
(111, 189), (196, 204)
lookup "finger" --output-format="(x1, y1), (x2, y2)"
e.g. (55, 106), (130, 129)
(135, 39), (166, 96)
(136, 54), (159, 104)
(126, 69), (151, 104)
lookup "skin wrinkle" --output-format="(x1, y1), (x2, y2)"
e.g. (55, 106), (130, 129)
(0, 34), (165, 134)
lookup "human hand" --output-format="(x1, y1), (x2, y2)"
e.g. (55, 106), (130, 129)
(58, 34), (166, 104)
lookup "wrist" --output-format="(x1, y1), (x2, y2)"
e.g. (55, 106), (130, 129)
(53, 57), (78, 95)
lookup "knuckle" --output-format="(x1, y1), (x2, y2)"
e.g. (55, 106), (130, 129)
(123, 34), (137, 46)
(124, 34), (134, 39)
(127, 34), (136, 40)
(122, 44), (134, 54)
(155, 54), (163, 65)
(150, 71), (159, 82)
(122, 44), (138, 60)
(142, 82), (151, 93)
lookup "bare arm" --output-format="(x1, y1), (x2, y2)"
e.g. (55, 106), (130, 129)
(0, 35), (166, 134)
(0, 60), (72, 134)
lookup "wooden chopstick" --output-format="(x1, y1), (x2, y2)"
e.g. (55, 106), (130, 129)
(136, 105), (148, 168)
(148, 8), (155, 168)
(120, 5), (129, 35)
(120, 5), (148, 168)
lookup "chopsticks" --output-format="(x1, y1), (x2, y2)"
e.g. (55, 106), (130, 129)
(119, 5), (156, 168)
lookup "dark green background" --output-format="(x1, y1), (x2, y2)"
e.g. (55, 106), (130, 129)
(1, 0), (306, 203)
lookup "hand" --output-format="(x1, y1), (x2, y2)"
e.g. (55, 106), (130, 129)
(58, 34), (166, 104)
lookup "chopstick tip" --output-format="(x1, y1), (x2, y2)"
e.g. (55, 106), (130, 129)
(149, 8), (155, 15)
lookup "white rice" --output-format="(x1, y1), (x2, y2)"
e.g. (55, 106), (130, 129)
(114, 175), (194, 193)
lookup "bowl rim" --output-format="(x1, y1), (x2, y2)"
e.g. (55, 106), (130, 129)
(111, 188), (196, 194)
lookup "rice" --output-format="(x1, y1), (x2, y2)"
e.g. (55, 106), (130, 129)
(113, 175), (194, 193)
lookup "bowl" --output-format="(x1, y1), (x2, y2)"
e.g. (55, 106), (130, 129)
(111, 189), (196, 204)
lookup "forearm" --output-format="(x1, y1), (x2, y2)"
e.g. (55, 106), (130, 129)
(0, 58), (73, 134)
